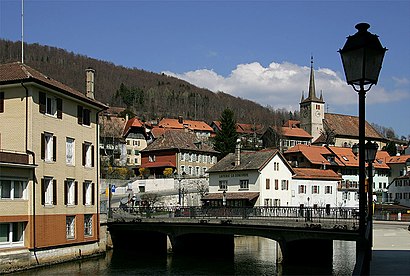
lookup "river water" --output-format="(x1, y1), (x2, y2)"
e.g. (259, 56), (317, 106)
(15, 237), (356, 275)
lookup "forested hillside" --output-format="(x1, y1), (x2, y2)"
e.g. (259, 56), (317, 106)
(0, 39), (295, 125)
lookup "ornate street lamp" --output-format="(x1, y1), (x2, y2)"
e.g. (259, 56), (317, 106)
(339, 23), (386, 238)
(365, 141), (379, 163)
(222, 190), (227, 206)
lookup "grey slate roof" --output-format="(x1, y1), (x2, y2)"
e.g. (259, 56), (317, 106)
(207, 149), (280, 173)
(142, 129), (218, 154)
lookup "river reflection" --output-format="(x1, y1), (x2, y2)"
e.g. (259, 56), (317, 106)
(14, 236), (356, 275)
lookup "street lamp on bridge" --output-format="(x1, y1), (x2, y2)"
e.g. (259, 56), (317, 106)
(339, 22), (386, 236)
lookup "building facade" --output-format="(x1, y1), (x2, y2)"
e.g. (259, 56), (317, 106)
(0, 63), (106, 267)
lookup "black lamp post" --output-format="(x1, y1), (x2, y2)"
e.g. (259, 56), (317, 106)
(339, 23), (386, 236)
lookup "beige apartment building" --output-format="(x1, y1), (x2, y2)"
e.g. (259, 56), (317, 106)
(0, 62), (106, 271)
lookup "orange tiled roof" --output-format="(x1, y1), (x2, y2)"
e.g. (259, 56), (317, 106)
(293, 168), (342, 180)
(280, 126), (312, 139)
(285, 144), (342, 166)
(386, 154), (410, 164)
(123, 117), (144, 136)
(0, 62), (106, 109)
(159, 118), (213, 132)
(283, 120), (300, 128)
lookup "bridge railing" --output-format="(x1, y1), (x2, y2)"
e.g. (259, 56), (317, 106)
(111, 205), (359, 228)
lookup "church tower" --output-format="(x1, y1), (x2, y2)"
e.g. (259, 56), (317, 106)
(299, 57), (325, 142)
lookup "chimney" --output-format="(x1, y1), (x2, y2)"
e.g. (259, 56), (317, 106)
(85, 68), (95, 99)
(235, 139), (241, 166)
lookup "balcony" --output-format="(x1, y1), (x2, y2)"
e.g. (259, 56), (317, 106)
(0, 150), (30, 166)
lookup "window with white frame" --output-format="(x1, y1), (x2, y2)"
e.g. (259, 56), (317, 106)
(202, 167), (207, 175)
(195, 166), (200, 176)
(325, 186), (332, 194)
(0, 222), (25, 248)
(180, 153), (185, 161)
(83, 181), (94, 205)
(0, 180), (27, 200)
(188, 166), (193, 175)
(39, 92), (62, 119)
(180, 165), (185, 174)
(41, 177), (56, 205)
(219, 180), (228, 190)
(298, 185), (306, 194)
(240, 180), (249, 190)
(42, 132), (56, 162)
(148, 155), (156, 162)
(82, 142), (94, 167)
(66, 216), (75, 239)
(66, 137), (75, 165)
(312, 185), (319, 194)
(84, 214), (93, 236)
(65, 180), (77, 206)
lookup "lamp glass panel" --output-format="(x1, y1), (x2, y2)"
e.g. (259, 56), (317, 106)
(341, 48), (365, 85)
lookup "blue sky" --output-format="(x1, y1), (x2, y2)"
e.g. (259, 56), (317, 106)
(1, 0), (409, 137)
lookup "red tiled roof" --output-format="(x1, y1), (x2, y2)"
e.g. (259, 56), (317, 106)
(159, 118), (213, 132)
(293, 168), (342, 180)
(386, 154), (410, 164)
(283, 120), (300, 128)
(0, 62), (106, 109)
(123, 117), (144, 136)
(280, 126), (312, 139)
(285, 144), (342, 166)
(151, 127), (168, 138)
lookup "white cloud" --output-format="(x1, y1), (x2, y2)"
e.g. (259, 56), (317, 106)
(163, 61), (407, 112)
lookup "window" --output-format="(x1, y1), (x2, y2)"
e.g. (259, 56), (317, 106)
(84, 215), (93, 237)
(0, 92), (4, 113)
(77, 106), (91, 126)
(0, 222), (25, 248)
(275, 179), (279, 190)
(148, 155), (155, 162)
(64, 180), (78, 206)
(66, 138), (75, 165)
(134, 158), (138, 164)
(240, 180), (249, 190)
(41, 132), (56, 162)
(188, 166), (193, 175)
(39, 92), (62, 119)
(219, 180), (227, 190)
(312, 185), (319, 194)
(325, 186), (332, 194)
(195, 166), (200, 176)
(281, 180), (288, 190)
(0, 180), (27, 200)
(66, 216), (75, 239)
(202, 167), (207, 175)
(83, 181), (95, 206)
(298, 185), (306, 194)
(134, 150), (139, 155)
(82, 142), (94, 167)
(180, 165), (185, 174)
(41, 178), (56, 206)
(266, 179), (270, 190)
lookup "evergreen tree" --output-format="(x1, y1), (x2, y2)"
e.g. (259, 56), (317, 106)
(213, 108), (238, 159)
(383, 141), (397, 156)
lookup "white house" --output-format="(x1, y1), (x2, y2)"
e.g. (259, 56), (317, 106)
(204, 148), (294, 207)
(387, 172), (410, 207)
(291, 168), (341, 208)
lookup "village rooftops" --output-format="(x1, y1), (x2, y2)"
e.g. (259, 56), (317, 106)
(212, 121), (264, 135)
(123, 117), (145, 136)
(0, 62), (106, 109)
(159, 118), (213, 132)
(142, 129), (217, 153)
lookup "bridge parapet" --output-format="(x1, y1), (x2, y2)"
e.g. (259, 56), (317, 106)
(108, 205), (359, 231)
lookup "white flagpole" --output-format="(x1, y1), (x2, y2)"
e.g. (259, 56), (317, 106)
(21, 0), (24, 63)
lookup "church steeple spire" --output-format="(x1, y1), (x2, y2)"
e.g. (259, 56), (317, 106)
(300, 56), (324, 104)
(308, 56), (316, 100)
